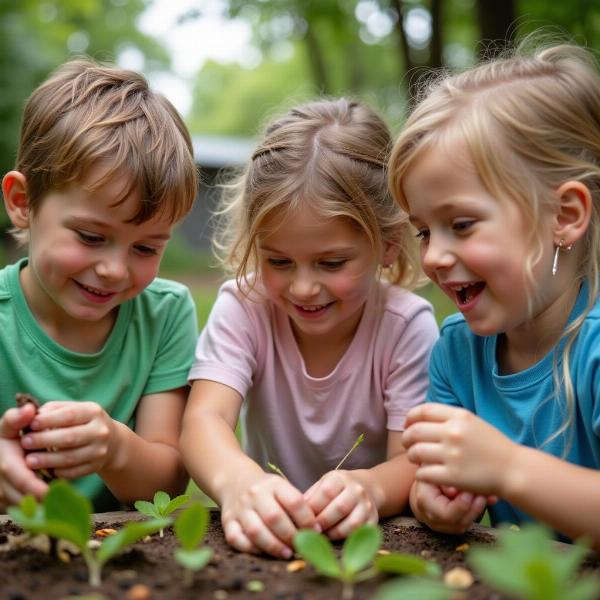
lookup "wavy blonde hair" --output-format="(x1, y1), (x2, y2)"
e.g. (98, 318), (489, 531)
(213, 97), (423, 291)
(389, 43), (600, 453)
(11, 57), (197, 243)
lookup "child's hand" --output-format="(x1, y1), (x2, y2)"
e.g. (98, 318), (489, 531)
(410, 480), (488, 534)
(304, 470), (379, 540)
(0, 404), (49, 509)
(21, 401), (118, 480)
(402, 403), (518, 497)
(220, 473), (317, 559)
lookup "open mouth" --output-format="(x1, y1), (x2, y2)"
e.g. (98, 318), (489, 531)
(292, 301), (335, 317)
(74, 280), (117, 302)
(453, 282), (485, 307)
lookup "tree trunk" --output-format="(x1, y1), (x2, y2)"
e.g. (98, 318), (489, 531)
(476, 0), (516, 59)
(303, 24), (330, 94)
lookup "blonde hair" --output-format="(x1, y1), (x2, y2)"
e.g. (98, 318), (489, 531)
(214, 97), (422, 291)
(12, 57), (197, 242)
(390, 43), (600, 453)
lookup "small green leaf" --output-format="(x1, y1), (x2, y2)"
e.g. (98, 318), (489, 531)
(293, 529), (342, 579)
(44, 480), (92, 548)
(174, 547), (213, 571)
(374, 578), (453, 600)
(247, 580), (265, 592)
(153, 490), (171, 513)
(174, 502), (209, 550)
(341, 524), (381, 576)
(165, 493), (190, 516)
(374, 552), (442, 578)
(8, 495), (44, 527)
(97, 518), (170, 564)
(134, 500), (160, 518)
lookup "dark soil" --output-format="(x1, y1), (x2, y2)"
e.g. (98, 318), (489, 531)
(0, 511), (598, 600)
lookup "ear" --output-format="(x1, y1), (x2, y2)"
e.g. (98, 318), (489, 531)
(553, 180), (592, 246)
(2, 171), (30, 229)
(381, 242), (399, 267)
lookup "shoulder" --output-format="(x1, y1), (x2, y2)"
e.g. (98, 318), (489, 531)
(0, 260), (23, 301)
(131, 277), (196, 324)
(143, 277), (193, 301)
(381, 283), (435, 320)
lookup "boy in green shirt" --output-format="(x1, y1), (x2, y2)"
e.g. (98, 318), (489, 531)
(0, 58), (198, 512)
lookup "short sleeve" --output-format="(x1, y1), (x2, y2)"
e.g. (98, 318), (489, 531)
(385, 303), (439, 430)
(427, 329), (466, 408)
(188, 282), (260, 397)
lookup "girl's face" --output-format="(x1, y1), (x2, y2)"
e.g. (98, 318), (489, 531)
(257, 204), (383, 349)
(21, 166), (173, 339)
(403, 143), (566, 339)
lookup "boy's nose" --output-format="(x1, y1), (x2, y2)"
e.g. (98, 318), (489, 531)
(95, 252), (128, 281)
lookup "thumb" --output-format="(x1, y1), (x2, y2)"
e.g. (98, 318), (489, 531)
(0, 404), (37, 439)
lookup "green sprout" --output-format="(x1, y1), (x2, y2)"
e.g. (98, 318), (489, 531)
(269, 433), (366, 480)
(468, 523), (600, 600)
(293, 523), (441, 600)
(8, 480), (169, 587)
(134, 490), (190, 537)
(173, 501), (214, 587)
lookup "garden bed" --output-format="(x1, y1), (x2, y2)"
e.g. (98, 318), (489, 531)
(1, 510), (599, 599)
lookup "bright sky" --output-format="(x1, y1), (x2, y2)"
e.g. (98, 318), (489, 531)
(128, 0), (253, 116)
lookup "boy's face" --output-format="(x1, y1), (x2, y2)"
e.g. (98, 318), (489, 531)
(20, 167), (173, 331)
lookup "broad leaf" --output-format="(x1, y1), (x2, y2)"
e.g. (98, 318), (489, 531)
(174, 547), (213, 571)
(97, 518), (170, 564)
(293, 529), (342, 579)
(374, 578), (453, 600)
(7, 495), (44, 528)
(174, 502), (208, 550)
(165, 494), (190, 516)
(341, 524), (381, 575)
(134, 500), (159, 518)
(374, 552), (442, 578)
(153, 490), (171, 513)
(44, 480), (92, 547)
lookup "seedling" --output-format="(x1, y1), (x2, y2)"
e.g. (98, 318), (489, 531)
(8, 480), (169, 586)
(134, 490), (190, 536)
(173, 501), (213, 587)
(268, 433), (366, 479)
(468, 523), (600, 600)
(293, 523), (441, 599)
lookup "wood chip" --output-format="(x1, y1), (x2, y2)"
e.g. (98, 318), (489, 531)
(420, 549), (432, 559)
(509, 524), (520, 531)
(286, 559), (306, 572)
(95, 528), (117, 537)
(455, 543), (470, 552)
(377, 549), (390, 555)
(443, 566), (474, 589)
(127, 583), (151, 600)
(213, 590), (228, 600)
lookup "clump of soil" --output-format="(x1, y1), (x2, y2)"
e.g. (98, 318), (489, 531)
(0, 511), (598, 599)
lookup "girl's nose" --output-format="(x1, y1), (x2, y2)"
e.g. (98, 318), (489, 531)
(421, 236), (455, 272)
(289, 269), (319, 299)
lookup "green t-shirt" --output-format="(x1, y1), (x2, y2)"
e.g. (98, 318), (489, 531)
(0, 258), (198, 511)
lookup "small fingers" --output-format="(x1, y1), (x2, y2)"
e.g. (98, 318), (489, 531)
(404, 403), (459, 428)
(325, 501), (378, 540)
(274, 486), (318, 532)
(407, 442), (444, 465)
(238, 509), (293, 559)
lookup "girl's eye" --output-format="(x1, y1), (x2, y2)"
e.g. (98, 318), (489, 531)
(320, 260), (347, 270)
(77, 230), (104, 244)
(415, 229), (430, 242)
(266, 257), (291, 268)
(135, 245), (159, 256)
(452, 220), (475, 233)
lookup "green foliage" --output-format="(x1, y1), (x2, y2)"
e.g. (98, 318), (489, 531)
(173, 501), (213, 587)
(468, 523), (600, 600)
(8, 480), (169, 587)
(294, 524), (440, 599)
(374, 578), (453, 600)
(134, 490), (190, 537)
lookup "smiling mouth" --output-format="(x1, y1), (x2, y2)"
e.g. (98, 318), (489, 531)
(452, 282), (485, 306)
(293, 301), (335, 314)
(75, 281), (115, 297)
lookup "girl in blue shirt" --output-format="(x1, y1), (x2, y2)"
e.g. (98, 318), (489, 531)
(390, 42), (600, 546)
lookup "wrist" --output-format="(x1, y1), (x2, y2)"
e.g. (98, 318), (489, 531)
(497, 441), (528, 501)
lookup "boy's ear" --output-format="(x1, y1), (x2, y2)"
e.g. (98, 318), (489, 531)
(2, 171), (30, 229)
(553, 180), (592, 246)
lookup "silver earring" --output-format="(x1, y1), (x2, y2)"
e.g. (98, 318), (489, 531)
(551, 240), (562, 276)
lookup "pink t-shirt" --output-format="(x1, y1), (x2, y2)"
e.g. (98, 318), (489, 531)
(189, 279), (439, 491)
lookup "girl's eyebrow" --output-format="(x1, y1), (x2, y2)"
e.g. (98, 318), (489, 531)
(259, 244), (356, 254)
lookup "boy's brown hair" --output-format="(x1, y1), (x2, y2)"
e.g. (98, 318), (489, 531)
(13, 57), (197, 240)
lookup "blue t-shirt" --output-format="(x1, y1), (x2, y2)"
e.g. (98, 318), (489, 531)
(428, 283), (600, 529)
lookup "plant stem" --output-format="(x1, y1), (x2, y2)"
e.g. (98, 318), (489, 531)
(268, 462), (288, 480)
(84, 551), (102, 587)
(341, 581), (354, 600)
(335, 434), (365, 470)
(184, 568), (194, 588)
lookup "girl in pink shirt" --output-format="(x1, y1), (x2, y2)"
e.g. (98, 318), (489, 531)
(181, 98), (438, 559)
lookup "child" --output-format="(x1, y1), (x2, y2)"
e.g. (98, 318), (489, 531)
(0, 58), (198, 513)
(180, 98), (439, 559)
(390, 42), (600, 545)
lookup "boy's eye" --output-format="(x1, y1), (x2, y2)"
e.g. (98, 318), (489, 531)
(77, 230), (104, 244)
(452, 220), (475, 234)
(320, 260), (347, 270)
(266, 257), (291, 268)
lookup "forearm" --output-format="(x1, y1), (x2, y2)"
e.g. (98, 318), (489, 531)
(352, 453), (417, 517)
(98, 421), (188, 504)
(180, 413), (264, 505)
(503, 445), (600, 547)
